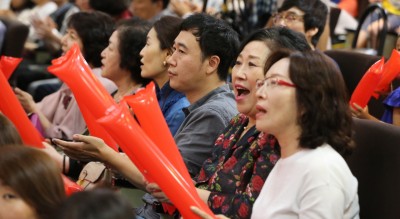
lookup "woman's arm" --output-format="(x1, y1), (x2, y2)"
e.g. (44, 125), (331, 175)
(53, 135), (146, 190)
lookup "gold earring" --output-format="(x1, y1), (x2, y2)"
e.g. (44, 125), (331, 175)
(163, 61), (167, 66)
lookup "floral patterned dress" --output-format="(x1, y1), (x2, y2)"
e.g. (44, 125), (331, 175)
(195, 113), (280, 219)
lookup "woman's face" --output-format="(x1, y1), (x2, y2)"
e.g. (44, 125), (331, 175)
(232, 41), (271, 118)
(255, 58), (298, 136)
(60, 28), (83, 54)
(140, 28), (168, 80)
(101, 31), (123, 81)
(0, 183), (37, 219)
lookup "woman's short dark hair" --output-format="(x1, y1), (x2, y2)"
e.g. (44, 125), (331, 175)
(153, 16), (183, 52)
(117, 24), (152, 85)
(0, 146), (65, 219)
(264, 50), (354, 156)
(237, 27), (311, 61)
(67, 11), (115, 67)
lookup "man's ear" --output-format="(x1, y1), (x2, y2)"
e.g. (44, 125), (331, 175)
(305, 27), (319, 39)
(206, 55), (220, 75)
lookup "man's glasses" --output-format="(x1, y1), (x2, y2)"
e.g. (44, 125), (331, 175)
(272, 12), (304, 25)
(256, 76), (296, 91)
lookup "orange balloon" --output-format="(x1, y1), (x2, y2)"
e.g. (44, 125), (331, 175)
(98, 104), (216, 219)
(350, 58), (384, 109)
(0, 69), (44, 148)
(375, 49), (400, 94)
(0, 56), (22, 79)
(47, 44), (115, 119)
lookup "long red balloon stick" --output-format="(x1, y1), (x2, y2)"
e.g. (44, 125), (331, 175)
(0, 56), (22, 79)
(98, 104), (216, 219)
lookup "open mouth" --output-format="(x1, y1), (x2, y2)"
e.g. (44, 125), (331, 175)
(236, 87), (250, 97)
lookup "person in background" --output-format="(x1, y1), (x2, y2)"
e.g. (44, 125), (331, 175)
(356, 0), (400, 48)
(53, 13), (239, 195)
(351, 35), (400, 126)
(129, 0), (173, 22)
(14, 11), (117, 140)
(140, 15), (189, 135)
(146, 27), (311, 219)
(31, 0), (79, 54)
(0, 145), (66, 219)
(271, 0), (328, 50)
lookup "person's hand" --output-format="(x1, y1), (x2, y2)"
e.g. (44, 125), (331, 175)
(52, 134), (110, 162)
(170, 0), (198, 17)
(0, 9), (16, 18)
(42, 141), (64, 170)
(146, 182), (172, 204)
(188, 206), (229, 219)
(32, 16), (56, 39)
(14, 87), (37, 113)
(350, 103), (371, 119)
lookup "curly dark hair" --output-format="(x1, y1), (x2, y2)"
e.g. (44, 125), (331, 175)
(67, 11), (115, 67)
(264, 50), (354, 156)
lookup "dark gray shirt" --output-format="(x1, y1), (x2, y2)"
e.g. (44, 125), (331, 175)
(174, 84), (238, 177)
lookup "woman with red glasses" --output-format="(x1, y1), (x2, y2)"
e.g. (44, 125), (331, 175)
(191, 50), (359, 219)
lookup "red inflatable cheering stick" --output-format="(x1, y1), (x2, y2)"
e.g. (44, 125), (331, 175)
(47, 44), (115, 119)
(47, 44), (118, 151)
(375, 49), (400, 94)
(0, 69), (43, 148)
(98, 104), (216, 219)
(124, 82), (193, 214)
(0, 56), (22, 79)
(350, 57), (384, 109)
(0, 69), (83, 195)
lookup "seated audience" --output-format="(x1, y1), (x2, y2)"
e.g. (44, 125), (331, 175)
(14, 11), (117, 140)
(191, 50), (360, 219)
(145, 27), (311, 219)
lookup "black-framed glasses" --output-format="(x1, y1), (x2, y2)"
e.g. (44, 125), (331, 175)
(272, 12), (304, 25)
(256, 76), (296, 90)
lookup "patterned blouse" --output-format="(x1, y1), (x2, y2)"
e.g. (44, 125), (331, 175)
(195, 113), (280, 219)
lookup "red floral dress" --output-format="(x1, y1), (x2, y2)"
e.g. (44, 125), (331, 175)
(195, 113), (280, 219)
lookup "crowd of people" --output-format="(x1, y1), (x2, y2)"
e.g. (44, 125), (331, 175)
(2, 0), (400, 218)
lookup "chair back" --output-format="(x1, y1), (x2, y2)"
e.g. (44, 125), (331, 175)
(352, 3), (388, 56)
(0, 17), (29, 57)
(324, 49), (384, 117)
(348, 118), (400, 219)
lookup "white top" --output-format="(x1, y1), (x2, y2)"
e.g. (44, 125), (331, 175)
(252, 144), (359, 219)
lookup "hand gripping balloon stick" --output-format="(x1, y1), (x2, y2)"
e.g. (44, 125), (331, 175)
(47, 44), (118, 151)
(350, 57), (384, 109)
(98, 104), (217, 219)
(0, 69), (83, 195)
(375, 49), (400, 95)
